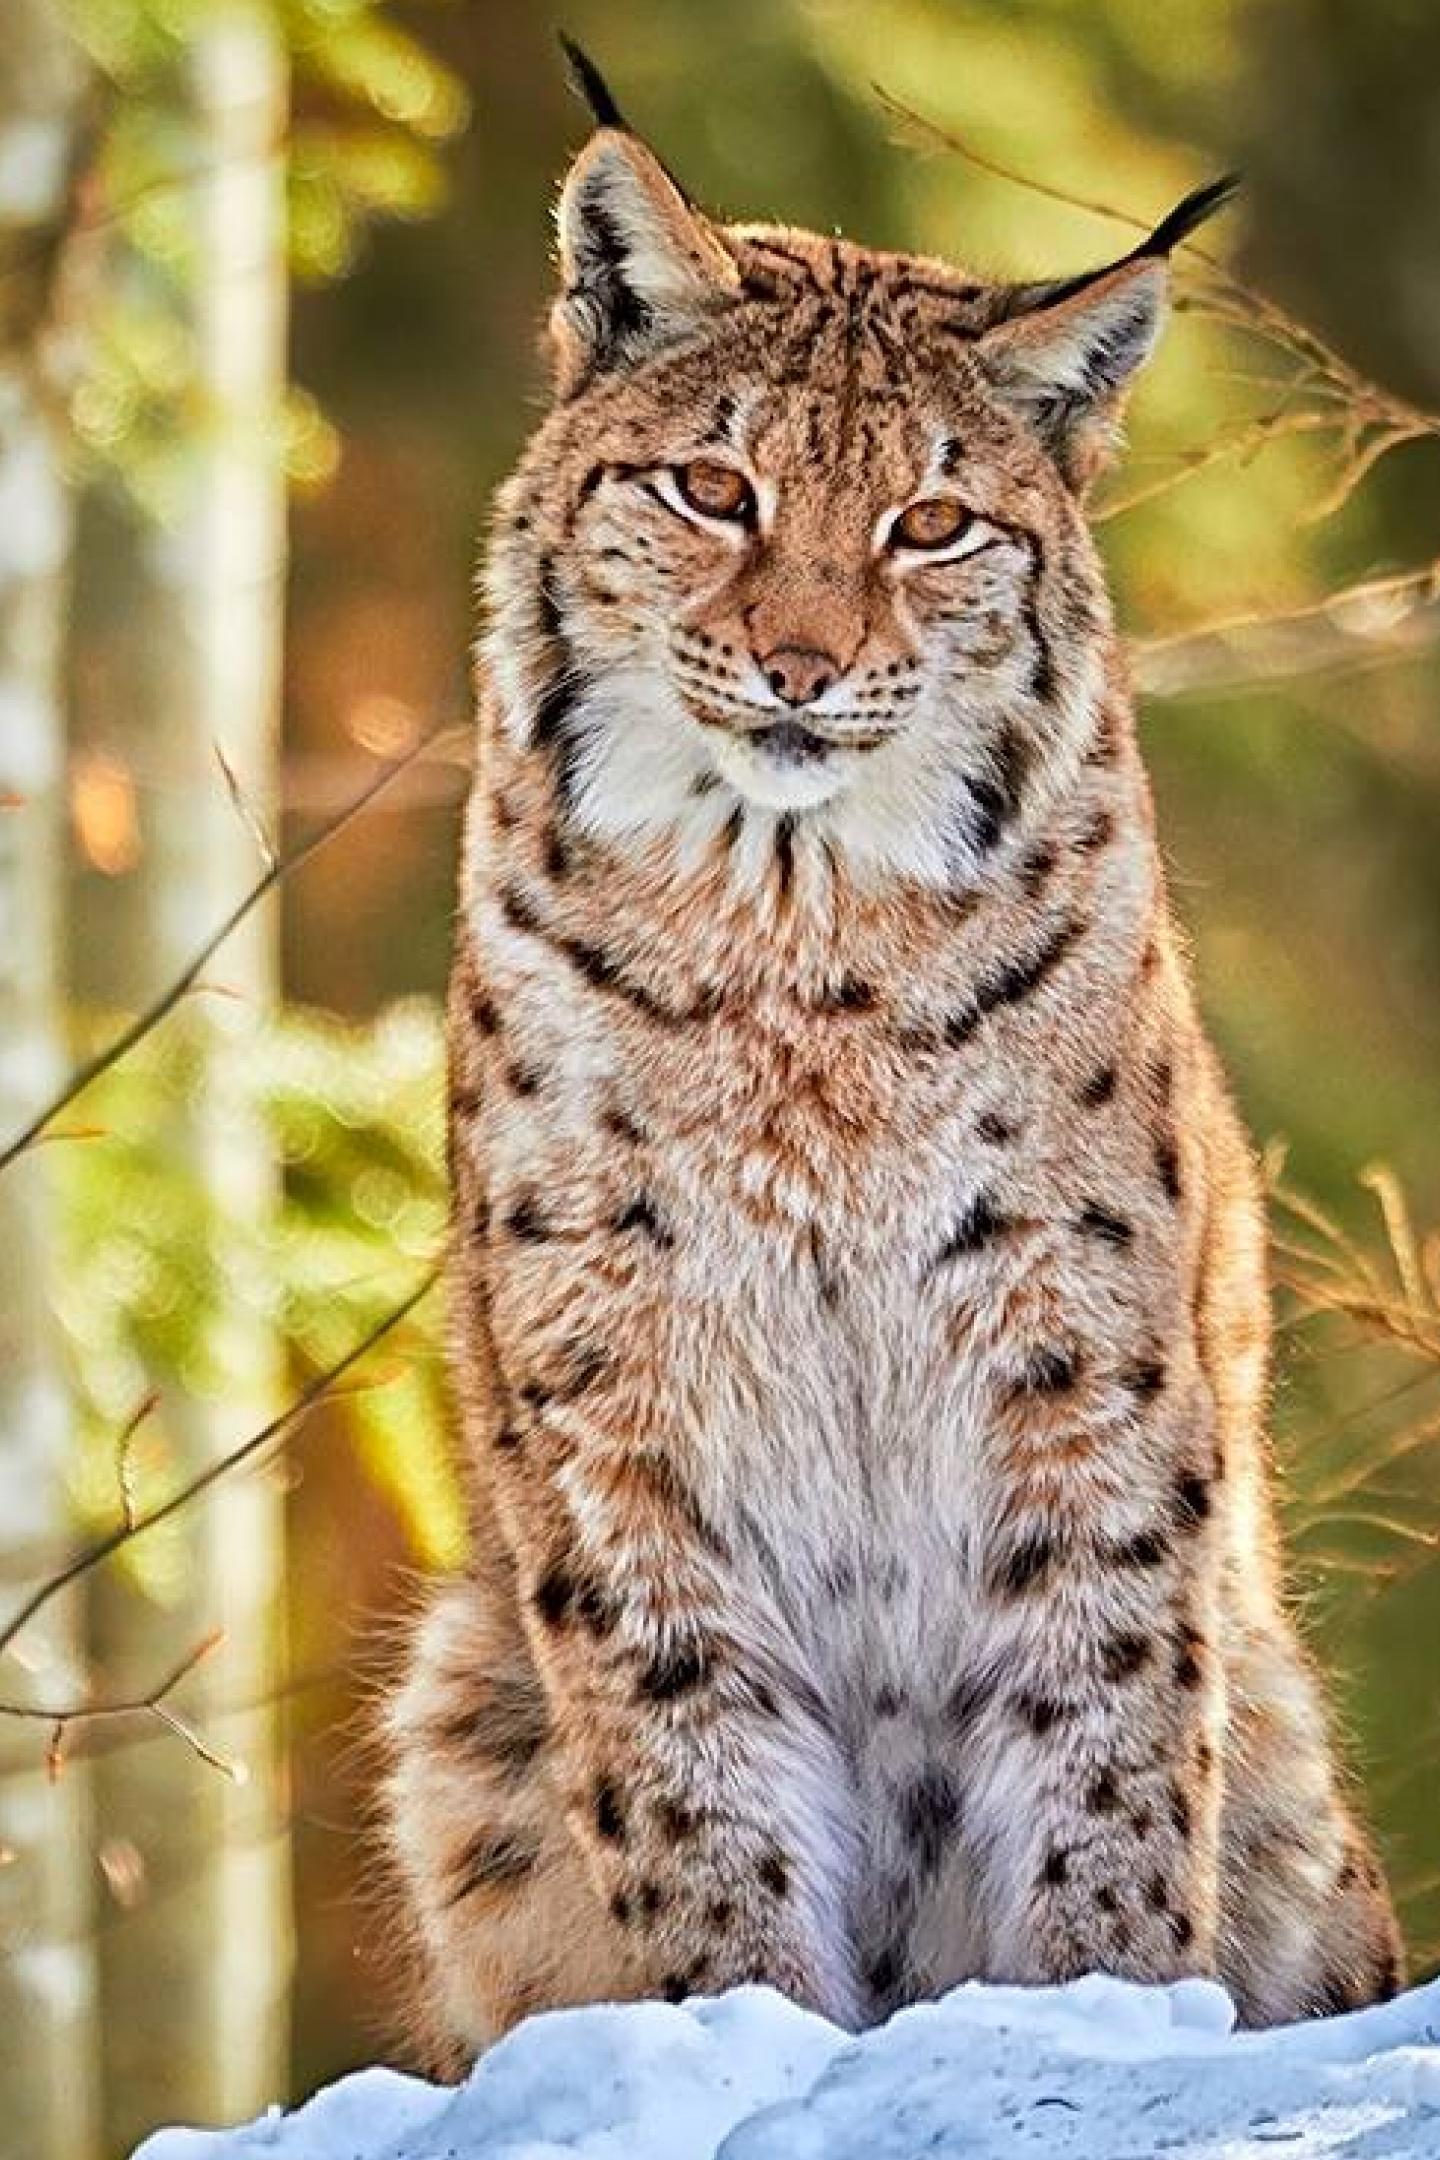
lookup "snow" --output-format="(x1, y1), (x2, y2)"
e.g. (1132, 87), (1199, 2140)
(133, 1973), (1440, 2160)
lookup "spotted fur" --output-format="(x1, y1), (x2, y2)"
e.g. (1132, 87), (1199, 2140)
(382, 96), (1400, 2063)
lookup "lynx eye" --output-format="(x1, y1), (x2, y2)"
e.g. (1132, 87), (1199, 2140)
(674, 460), (755, 524)
(891, 498), (972, 552)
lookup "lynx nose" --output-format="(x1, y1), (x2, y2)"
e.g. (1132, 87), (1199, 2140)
(759, 644), (841, 708)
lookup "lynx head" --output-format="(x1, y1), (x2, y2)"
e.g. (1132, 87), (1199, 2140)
(483, 48), (1234, 886)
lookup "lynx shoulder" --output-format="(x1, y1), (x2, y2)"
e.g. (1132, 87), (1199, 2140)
(382, 64), (1399, 2065)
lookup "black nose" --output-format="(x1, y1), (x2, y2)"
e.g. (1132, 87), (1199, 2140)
(759, 644), (841, 707)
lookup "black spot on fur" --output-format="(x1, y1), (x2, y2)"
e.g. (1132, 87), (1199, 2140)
(638, 1881), (664, 1918)
(659, 1798), (699, 1840)
(928, 1192), (1008, 1271)
(661, 1968), (699, 2003)
(706, 1896), (734, 1929)
(1076, 807), (1114, 854)
(967, 721), (1031, 854)
(639, 1639), (711, 1702)
(1012, 1347), (1080, 1398)
(1019, 842), (1057, 899)
(610, 1890), (631, 1924)
(1174, 1471), (1212, 1528)
(594, 1777), (626, 1843)
(613, 1193), (673, 1246)
(948, 1670), (990, 1732)
(603, 1104), (645, 1145)
(976, 1109), (1018, 1144)
(1154, 1133), (1183, 1201)
(1122, 1355), (1167, 1400)
(743, 1674), (781, 1719)
(866, 1944), (903, 2000)
(469, 988), (501, 1037)
(445, 1827), (540, 1906)
(992, 1529), (1056, 1597)
(1170, 1786), (1192, 1839)
(1088, 1768), (1121, 1814)
(816, 974), (877, 1013)
(1041, 1849), (1069, 1887)
(1109, 1528), (1169, 1570)
(503, 1190), (550, 1241)
(1095, 1885), (1119, 1914)
(1103, 1632), (1152, 1681)
(1080, 1063), (1117, 1107)
(1175, 1634), (1204, 1689)
(1146, 1873), (1170, 1913)
(533, 1566), (574, 1627)
(1172, 1912), (1194, 1950)
(575, 1576), (618, 1638)
(759, 1850), (791, 1899)
(904, 1765), (961, 1875)
(502, 1055), (544, 1097)
(1077, 1203), (1133, 1247)
(1015, 1692), (1072, 1737)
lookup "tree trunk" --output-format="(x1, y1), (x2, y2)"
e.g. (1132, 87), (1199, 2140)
(0, 8), (99, 2159)
(80, 14), (293, 2148)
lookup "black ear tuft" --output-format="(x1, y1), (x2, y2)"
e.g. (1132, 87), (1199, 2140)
(1135, 173), (1241, 259)
(558, 33), (629, 132)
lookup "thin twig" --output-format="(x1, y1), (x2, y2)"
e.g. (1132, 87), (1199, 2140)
(0, 1267), (440, 1664)
(213, 740), (278, 872)
(0, 716), (464, 1169)
(0, 1630), (243, 1782)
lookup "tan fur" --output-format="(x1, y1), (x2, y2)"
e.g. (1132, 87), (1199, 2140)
(382, 122), (1400, 2065)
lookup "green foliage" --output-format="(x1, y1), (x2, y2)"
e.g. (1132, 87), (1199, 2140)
(62, 0), (467, 505)
(53, 998), (463, 1589)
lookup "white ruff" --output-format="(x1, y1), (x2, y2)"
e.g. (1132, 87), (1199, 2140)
(500, 654), (1103, 897)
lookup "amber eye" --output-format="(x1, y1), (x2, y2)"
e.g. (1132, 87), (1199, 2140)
(674, 460), (756, 524)
(891, 498), (972, 551)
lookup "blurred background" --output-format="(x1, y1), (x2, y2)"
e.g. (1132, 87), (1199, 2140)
(1, 1), (1438, 2154)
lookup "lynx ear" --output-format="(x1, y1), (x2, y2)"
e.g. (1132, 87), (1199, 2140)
(551, 45), (740, 387)
(980, 175), (1239, 487)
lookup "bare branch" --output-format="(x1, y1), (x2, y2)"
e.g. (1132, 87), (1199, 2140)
(0, 715), (466, 1169)
(2, 1630), (244, 1783)
(1132, 561), (1440, 697)
(0, 1266), (440, 1664)
(213, 739), (278, 872)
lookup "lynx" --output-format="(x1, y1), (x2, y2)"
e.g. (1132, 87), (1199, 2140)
(383, 50), (1401, 2066)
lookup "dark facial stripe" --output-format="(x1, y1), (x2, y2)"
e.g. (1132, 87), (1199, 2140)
(1018, 534), (1057, 702)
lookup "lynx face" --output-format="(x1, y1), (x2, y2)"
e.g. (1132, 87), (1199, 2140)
(483, 125), (1220, 882)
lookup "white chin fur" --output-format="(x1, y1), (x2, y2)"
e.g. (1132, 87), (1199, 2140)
(705, 731), (851, 811)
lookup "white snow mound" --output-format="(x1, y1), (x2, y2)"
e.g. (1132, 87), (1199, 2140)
(134, 1972), (1440, 2159)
